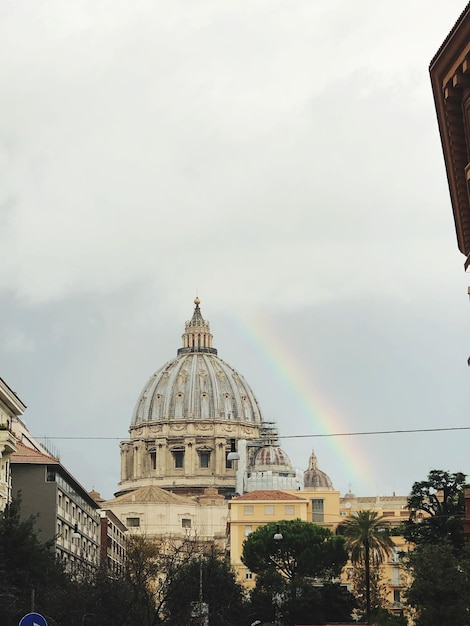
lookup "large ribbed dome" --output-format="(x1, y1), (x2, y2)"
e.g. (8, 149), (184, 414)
(131, 298), (263, 426)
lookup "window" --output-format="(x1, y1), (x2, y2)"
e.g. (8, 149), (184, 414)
(264, 505), (275, 515)
(245, 570), (253, 580)
(393, 589), (401, 604)
(244, 525), (253, 536)
(311, 499), (324, 523)
(150, 450), (157, 470)
(126, 517), (140, 528)
(200, 452), (210, 468)
(174, 451), (184, 468)
(285, 505), (295, 515)
(47, 469), (56, 482)
(391, 566), (400, 586)
(182, 518), (192, 529)
(243, 506), (254, 516)
(226, 452), (232, 469)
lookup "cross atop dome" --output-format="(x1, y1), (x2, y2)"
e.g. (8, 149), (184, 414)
(178, 297), (218, 355)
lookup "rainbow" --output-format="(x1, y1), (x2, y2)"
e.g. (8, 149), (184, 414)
(227, 312), (373, 491)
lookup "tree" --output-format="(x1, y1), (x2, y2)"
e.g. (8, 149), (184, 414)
(405, 541), (470, 626)
(404, 469), (467, 551)
(0, 494), (70, 626)
(242, 519), (349, 625)
(350, 560), (387, 616)
(339, 510), (394, 624)
(164, 547), (246, 625)
(242, 518), (347, 582)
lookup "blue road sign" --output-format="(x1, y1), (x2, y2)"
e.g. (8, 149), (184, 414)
(19, 613), (48, 626)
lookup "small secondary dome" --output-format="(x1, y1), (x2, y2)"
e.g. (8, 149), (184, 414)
(131, 298), (263, 425)
(304, 450), (334, 490)
(253, 445), (293, 470)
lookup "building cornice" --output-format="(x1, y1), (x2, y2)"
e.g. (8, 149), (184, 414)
(0, 378), (26, 416)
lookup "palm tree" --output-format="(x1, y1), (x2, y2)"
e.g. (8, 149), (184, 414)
(340, 510), (394, 624)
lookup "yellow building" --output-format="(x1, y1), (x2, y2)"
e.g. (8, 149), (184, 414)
(229, 485), (411, 619)
(229, 483), (342, 588)
(229, 489), (310, 587)
(339, 492), (411, 617)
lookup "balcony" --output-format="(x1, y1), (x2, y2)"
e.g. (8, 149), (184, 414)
(0, 426), (17, 456)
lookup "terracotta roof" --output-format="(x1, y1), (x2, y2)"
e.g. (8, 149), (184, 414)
(232, 490), (305, 502)
(10, 440), (59, 465)
(104, 485), (196, 505)
(89, 490), (105, 504)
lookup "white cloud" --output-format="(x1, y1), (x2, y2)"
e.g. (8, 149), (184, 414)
(1, 0), (468, 497)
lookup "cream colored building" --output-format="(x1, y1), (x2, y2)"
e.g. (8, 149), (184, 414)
(339, 491), (411, 617)
(0, 377), (24, 510)
(104, 484), (228, 544)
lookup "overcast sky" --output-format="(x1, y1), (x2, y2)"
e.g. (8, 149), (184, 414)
(1, 0), (469, 500)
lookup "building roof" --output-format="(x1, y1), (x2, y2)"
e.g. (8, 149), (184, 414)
(104, 485), (196, 505)
(0, 377), (26, 415)
(232, 490), (305, 502)
(430, 2), (470, 67)
(11, 441), (99, 510)
(10, 441), (59, 465)
(429, 3), (470, 264)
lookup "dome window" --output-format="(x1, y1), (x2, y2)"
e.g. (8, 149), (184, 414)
(173, 451), (184, 468)
(199, 452), (210, 468)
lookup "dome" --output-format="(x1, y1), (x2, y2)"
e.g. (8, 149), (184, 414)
(131, 299), (263, 425)
(245, 443), (302, 492)
(253, 445), (292, 470)
(119, 298), (264, 499)
(303, 450), (334, 490)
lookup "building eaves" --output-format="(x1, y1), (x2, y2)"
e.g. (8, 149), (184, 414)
(232, 490), (306, 502)
(0, 377), (27, 415)
(11, 441), (59, 464)
(104, 485), (196, 505)
(429, 2), (470, 69)
(11, 441), (99, 510)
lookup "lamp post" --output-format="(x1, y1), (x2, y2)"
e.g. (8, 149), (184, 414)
(190, 548), (209, 626)
(72, 523), (83, 578)
(273, 524), (283, 625)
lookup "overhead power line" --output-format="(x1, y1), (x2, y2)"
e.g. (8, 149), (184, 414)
(34, 425), (470, 441)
